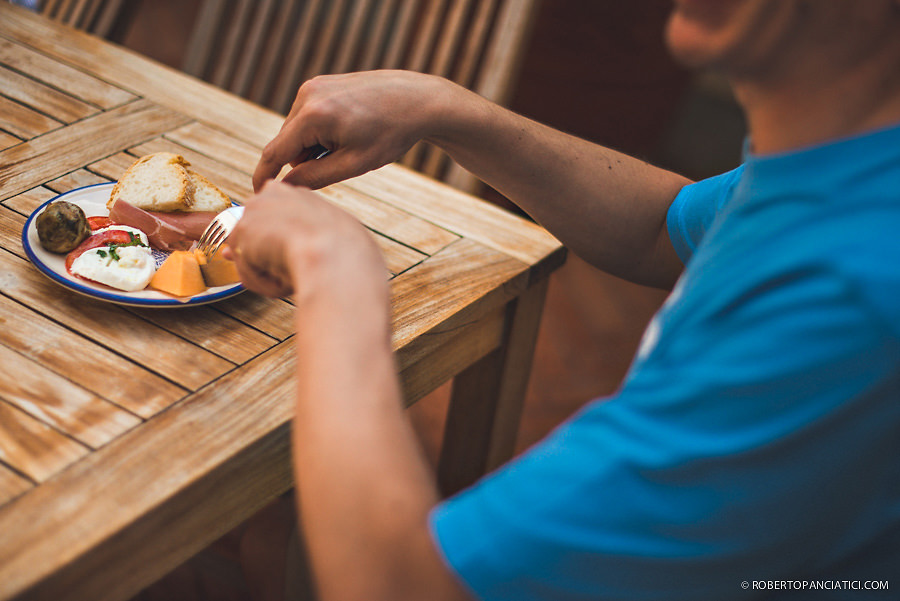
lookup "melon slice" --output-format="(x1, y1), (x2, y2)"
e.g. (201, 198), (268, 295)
(200, 260), (241, 287)
(149, 250), (206, 297)
(193, 247), (241, 287)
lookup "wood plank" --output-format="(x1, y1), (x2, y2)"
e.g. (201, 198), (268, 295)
(44, 168), (110, 194)
(0, 99), (191, 202)
(213, 293), (296, 340)
(0, 294), (184, 419)
(86, 150), (134, 181)
(1, 186), (55, 216)
(0, 203), (28, 256)
(127, 305), (278, 365)
(164, 121), (263, 174)
(374, 231), (427, 276)
(0, 94), (62, 139)
(0, 463), (32, 506)
(346, 163), (563, 265)
(0, 64), (97, 123)
(0, 341), (298, 601)
(481, 276), (550, 470)
(0, 243), (234, 391)
(0, 400), (88, 482)
(438, 277), (549, 495)
(389, 237), (530, 352)
(318, 183), (459, 256)
(0, 4), (285, 149)
(398, 304), (504, 405)
(0, 38), (135, 109)
(0, 130), (20, 151)
(0, 344), (140, 449)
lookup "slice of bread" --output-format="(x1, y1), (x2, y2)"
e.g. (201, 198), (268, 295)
(108, 152), (194, 212)
(188, 171), (232, 212)
(108, 152), (233, 213)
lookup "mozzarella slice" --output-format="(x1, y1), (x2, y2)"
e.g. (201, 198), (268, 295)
(93, 225), (150, 246)
(70, 245), (156, 291)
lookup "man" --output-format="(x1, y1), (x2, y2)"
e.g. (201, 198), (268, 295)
(231, 1), (900, 599)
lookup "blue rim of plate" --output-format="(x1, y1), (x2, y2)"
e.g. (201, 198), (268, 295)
(22, 183), (245, 308)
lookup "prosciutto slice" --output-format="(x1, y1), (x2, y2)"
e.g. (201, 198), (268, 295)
(108, 199), (217, 251)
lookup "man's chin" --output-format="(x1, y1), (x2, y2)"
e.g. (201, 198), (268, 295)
(664, 12), (724, 71)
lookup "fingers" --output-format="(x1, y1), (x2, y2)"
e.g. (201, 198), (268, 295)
(253, 138), (333, 191)
(279, 151), (364, 190)
(225, 199), (295, 298)
(253, 107), (324, 190)
(236, 261), (293, 298)
(228, 235), (294, 298)
(254, 134), (302, 192)
(253, 151), (282, 193)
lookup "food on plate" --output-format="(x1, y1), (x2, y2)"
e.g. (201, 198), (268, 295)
(35, 154), (242, 298)
(109, 199), (217, 251)
(35, 200), (91, 253)
(66, 228), (155, 292)
(70, 244), (156, 292)
(107, 151), (232, 213)
(87, 215), (113, 230)
(149, 246), (242, 297)
(189, 171), (232, 212)
(149, 250), (207, 297)
(92, 225), (150, 246)
(106, 152), (232, 251)
(194, 247), (241, 287)
(65, 228), (137, 272)
(108, 152), (194, 212)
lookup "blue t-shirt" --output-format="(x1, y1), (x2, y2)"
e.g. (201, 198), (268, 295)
(429, 123), (900, 600)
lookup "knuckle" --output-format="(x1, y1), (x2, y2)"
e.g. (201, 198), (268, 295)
(295, 76), (324, 104)
(261, 140), (281, 162)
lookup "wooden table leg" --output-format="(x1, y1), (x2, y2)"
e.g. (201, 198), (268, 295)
(437, 277), (550, 497)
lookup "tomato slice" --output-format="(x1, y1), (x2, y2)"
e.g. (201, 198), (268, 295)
(87, 216), (114, 231)
(65, 229), (135, 273)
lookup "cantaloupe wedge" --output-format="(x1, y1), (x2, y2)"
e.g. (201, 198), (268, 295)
(150, 250), (206, 297)
(191, 248), (241, 287)
(200, 260), (241, 287)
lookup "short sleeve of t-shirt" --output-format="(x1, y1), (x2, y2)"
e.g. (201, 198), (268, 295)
(666, 165), (744, 264)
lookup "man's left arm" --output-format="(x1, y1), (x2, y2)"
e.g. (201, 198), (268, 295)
(229, 182), (473, 601)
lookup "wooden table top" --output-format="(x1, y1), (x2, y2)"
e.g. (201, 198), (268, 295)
(0, 4), (564, 600)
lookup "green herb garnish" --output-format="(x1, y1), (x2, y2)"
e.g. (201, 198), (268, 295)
(104, 234), (147, 261)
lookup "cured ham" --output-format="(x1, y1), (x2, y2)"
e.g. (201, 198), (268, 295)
(108, 198), (217, 251)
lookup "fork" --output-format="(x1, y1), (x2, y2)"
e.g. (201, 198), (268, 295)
(196, 205), (244, 259)
(196, 145), (330, 258)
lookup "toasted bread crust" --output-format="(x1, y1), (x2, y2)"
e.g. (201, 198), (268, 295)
(107, 152), (195, 212)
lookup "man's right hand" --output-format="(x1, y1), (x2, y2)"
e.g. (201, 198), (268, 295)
(253, 70), (454, 192)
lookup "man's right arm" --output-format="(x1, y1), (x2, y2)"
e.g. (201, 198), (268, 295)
(255, 71), (691, 289)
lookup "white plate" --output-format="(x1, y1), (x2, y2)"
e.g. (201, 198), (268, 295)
(22, 183), (244, 307)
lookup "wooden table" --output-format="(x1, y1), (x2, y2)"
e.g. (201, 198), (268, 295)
(0, 4), (565, 600)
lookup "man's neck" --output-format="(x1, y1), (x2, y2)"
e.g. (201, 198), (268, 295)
(730, 28), (900, 155)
